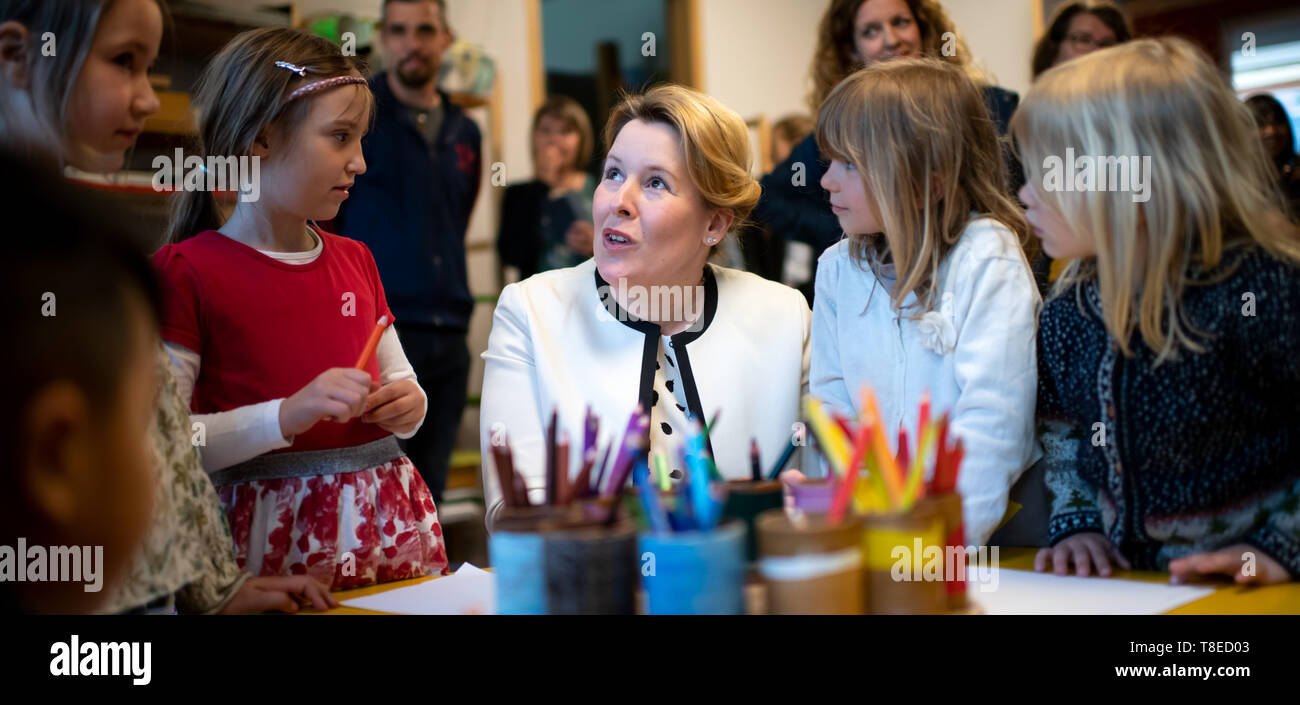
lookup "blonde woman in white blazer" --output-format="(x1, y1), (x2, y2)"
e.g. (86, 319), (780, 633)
(480, 85), (811, 529)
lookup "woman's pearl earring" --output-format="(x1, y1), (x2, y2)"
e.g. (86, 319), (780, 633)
(706, 237), (717, 244)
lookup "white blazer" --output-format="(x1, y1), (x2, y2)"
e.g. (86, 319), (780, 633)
(480, 258), (811, 529)
(810, 217), (1042, 545)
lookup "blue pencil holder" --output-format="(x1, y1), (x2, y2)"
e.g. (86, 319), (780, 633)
(639, 520), (746, 615)
(490, 506), (574, 615)
(491, 530), (546, 615)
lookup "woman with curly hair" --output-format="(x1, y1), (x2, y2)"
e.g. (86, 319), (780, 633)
(752, 0), (1024, 304)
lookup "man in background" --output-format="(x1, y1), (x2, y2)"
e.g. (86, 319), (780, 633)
(335, 0), (481, 505)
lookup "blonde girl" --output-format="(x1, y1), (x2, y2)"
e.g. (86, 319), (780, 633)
(802, 57), (1041, 546)
(1018, 38), (1300, 583)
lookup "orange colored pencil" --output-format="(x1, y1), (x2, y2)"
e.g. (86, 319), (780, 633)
(354, 315), (390, 370)
(860, 388), (905, 506)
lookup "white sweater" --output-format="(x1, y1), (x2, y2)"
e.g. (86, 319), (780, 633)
(810, 218), (1042, 545)
(480, 258), (811, 529)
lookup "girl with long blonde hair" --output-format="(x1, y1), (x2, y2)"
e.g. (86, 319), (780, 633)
(799, 58), (1040, 546)
(1020, 38), (1300, 584)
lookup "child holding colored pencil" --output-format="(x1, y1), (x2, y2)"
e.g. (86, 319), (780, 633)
(1016, 39), (1300, 583)
(799, 58), (1041, 545)
(153, 28), (447, 588)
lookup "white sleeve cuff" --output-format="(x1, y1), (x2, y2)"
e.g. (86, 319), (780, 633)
(255, 398), (294, 450)
(376, 325), (427, 439)
(192, 398), (292, 472)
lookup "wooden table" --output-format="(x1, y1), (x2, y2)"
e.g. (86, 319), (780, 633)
(308, 547), (1300, 615)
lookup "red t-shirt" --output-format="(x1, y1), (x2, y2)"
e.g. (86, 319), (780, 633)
(153, 227), (394, 454)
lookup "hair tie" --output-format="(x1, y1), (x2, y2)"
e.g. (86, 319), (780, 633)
(275, 60), (309, 77)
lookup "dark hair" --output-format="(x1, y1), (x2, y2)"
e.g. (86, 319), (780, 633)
(380, 0), (447, 28)
(1031, 1), (1132, 79)
(164, 26), (371, 244)
(532, 95), (593, 171)
(0, 152), (161, 476)
(808, 0), (976, 112)
(1245, 93), (1297, 166)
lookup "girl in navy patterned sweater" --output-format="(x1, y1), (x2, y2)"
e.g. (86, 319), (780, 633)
(1013, 38), (1300, 584)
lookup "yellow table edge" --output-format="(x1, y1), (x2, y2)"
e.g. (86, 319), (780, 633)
(307, 547), (1300, 615)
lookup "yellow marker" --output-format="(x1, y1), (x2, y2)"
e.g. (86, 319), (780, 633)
(803, 396), (851, 477)
(861, 453), (890, 514)
(854, 470), (888, 515)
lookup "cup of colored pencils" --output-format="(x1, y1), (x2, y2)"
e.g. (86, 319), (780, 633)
(490, 406), (650, 614)
(635, 419), (747, 614)
(799, 388), (967, 614)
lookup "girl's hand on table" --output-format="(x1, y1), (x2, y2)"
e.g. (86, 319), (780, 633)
(1168, 544), (1290, 585)
(1035, 532), (1131, 577)
(222, 575), (339, 614)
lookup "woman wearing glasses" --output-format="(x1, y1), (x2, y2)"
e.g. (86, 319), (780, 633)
(1031, 1), (1132, 80)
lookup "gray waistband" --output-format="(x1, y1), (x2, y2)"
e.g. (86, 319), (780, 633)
(210, 436), (405, 486)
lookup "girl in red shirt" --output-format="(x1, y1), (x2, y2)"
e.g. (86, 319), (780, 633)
(154, 27), (447, 588)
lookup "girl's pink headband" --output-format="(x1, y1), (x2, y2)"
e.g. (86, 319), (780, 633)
(275, 61), (366, 104)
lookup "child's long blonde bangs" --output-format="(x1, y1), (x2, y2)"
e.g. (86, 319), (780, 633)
(816, 58), (1029, 316)
(1011, 37), (1299, 363)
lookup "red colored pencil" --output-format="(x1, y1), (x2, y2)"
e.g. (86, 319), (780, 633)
(512, 470), (531, 507)
(832, 412), (855, 440)
(829, 421), (870, 524)
(930, 414), (950, 495)
(544, 409), (558, 505)
(918, 390), (931, 442)
(944, 439), (965, 494)
(490, 436), (518, 507)
(555, 431), (571, 505)
(896, 426), (910, 471)
(571, 445), (597, 500)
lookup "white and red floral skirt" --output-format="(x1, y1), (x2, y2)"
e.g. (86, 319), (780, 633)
(216, 454), (449, 590)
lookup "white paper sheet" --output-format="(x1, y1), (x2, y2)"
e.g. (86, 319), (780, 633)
(341, 563), (497, 615)
(970, 567), (1215, 615)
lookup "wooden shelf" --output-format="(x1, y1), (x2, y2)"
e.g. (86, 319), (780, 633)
(143, 90), (196, 136)
(168, 1), (292, 29)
